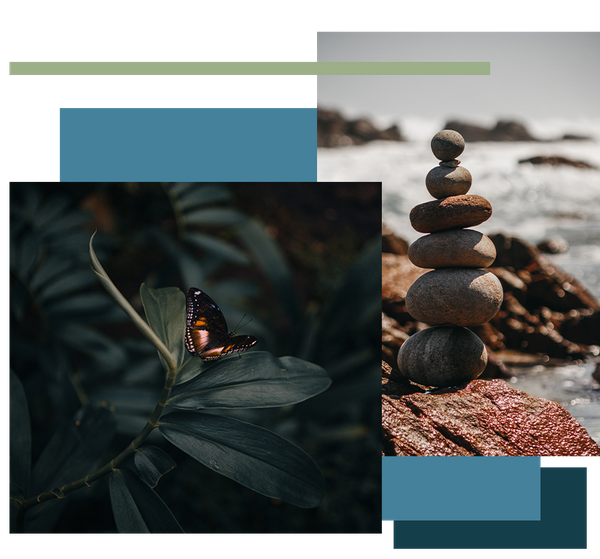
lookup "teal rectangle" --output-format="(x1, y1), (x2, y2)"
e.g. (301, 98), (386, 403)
(394, 468), (586, 549)
(59, 108), (316, 182)
(382, 456), (541, 521)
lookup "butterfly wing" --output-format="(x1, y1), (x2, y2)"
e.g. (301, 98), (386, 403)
(196, 334), (258, 361)
(185, 287), (257, 360)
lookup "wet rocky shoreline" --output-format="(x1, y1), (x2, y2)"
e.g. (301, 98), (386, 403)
(382, 225), (600, 456)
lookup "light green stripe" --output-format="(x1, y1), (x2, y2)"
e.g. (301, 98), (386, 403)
(9, 62), (490, 76)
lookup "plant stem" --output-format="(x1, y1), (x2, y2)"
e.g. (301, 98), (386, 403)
(15, 234), (181, 531)
(16, 368), (178, 531)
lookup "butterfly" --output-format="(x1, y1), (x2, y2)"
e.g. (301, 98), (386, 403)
(184, 287), (258, 361)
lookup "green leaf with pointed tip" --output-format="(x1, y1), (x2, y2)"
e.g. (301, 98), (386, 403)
(109, 468), (184, 533)
(139, 284), (186, 369)
(134, 446), (177, 488)
(158, 411), (325, 508)
(184, 231), (250, 265)
(167, 351), (331, 410)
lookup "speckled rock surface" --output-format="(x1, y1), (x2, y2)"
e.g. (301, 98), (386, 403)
(382, 370), (600, 456)
(410, 194), (492, 233)
(431, 130), (465, 161)
(405, 268), (503, 326)
(425, 165), (472, 198)
(408, 229), (496, 269)
(397, 325), (487, 387)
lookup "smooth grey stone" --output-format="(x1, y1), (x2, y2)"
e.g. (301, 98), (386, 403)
(426, 165), (472, 198)
(405, 268), (503, 326)
(439, 159), (461, 168)
(397, 325), (487, 387)
(431, 130), (465, 161)
(408, 229), (496, 269)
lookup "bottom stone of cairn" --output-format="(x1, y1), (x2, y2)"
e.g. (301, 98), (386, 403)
(397, 326), (488, 388)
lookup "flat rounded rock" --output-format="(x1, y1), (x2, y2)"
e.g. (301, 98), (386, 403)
(397, 325), (487, 387)
(410, 194), (492, 233)
(405, 268), (503, 326)
(425, 165), (472, 198)
(408, 229), (496, 269)
(431, 130), (465, 161)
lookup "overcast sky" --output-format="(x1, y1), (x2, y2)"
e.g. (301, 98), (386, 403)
(317, 32), (600, 123)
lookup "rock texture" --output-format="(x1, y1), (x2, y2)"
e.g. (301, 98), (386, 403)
(425, 165), (472, 198)
(405, 268), (503, 326)
(317, 107), (404, 147)
(382, 362), (600, 456)
(397, 326), (487, 387)
(407, 229), (496, 269)
(431, 129), (465, 160)
(409, 194), (492, 233)
(382, 221), (600, 456)
(383, 232), (600, 366)
(399, 131), (502, 388)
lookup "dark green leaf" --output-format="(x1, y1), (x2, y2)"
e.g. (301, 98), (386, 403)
(139, 284), (186, 368)
(10, 372), (31, 498)
(158, 411), (325, 508)
(235, 218), (301, 322)
(38, 269), (97, 302)
(183, 207), (247, 226)
(177, 183), (232, 209)
(168, 351), (331, 410)
(15, 233), (40, 279)
(184, 231), (250, 265)
(134, 446), (176, 488)
(30, 405), (116, 495)
(109, 468), (183, 533)
(45, 293), (118, 318)
(53, 323), (128, 369)
(26, 405), (116, 533)
(29, 256), (72, 292)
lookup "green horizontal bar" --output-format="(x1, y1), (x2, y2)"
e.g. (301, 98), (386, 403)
(9, 61), (490, 76)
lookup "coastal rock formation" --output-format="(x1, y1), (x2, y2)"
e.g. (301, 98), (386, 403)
(444, 119), (538, 142)
(382, 361), (600, 456)
(518, 155), (597, 170)
(474, 234), (600, 357)
(317, 107), (404, 147)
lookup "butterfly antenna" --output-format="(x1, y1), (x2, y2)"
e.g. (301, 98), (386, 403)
(235, 314), (254, 332)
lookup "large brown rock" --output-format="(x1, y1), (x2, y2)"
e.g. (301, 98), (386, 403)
(405, 268), (503, 326)
(408, 229), (496, 269)
(410, 194), (492, 233)
(382, 366), (600, 456)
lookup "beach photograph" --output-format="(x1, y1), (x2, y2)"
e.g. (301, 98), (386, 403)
(317, 32), (600, 455)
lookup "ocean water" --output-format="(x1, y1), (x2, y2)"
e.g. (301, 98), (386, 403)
(318, 115), (600, 444)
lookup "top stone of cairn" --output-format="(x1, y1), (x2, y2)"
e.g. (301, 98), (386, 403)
(431, 129), (465, 161)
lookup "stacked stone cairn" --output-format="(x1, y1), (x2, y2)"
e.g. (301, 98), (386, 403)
(397, 130), (504, 388)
